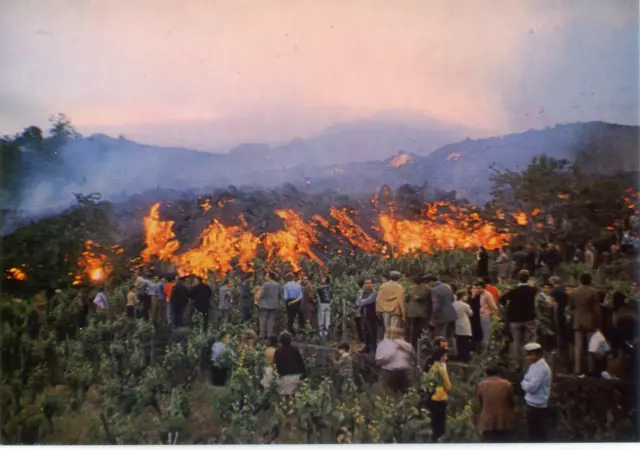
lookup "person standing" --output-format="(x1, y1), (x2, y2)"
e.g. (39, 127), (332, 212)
(240, 275), (254, 324)
(496, 248), (510, 283)
(218, 278), (233, 323)
(190, 276), (213, 332)
(499, 270), (538, 371)
(521, 343), (552, 442)
(258, 272), (284, 340)
(406, 274), (432, 350)
(376, 271), (406, 334)
(136, 274), (152, 321)
(169, 277), (189, 327)
(476, 366), (515, 442)
(274, 332), (306, 395)
(332, 342), (354, 394)
(283, 274), (304, 335)
(126, 285), (138, 318)
(375, 327), (415, 394)
(568, 272), (602, 376)
(164, 277), (175, 326)
(93, 287), (109, 310)
(474, 280), (499, 345)
(425, 274), (456, 350)
(211, 331), (235, 386)
(357, 279), (378, 353)
(453, 290), (473, 362)
(476, 246), (489, 279)
(426, 347), (452, 442)
(317, 276), (333, 339)
(525, 243), (538, 277)
(301, 276), (318, 330)
(548, 276), (569, 367)
(154, 276), (166, 325)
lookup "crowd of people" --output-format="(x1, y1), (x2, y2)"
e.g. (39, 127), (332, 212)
(68, 238), (638, 442)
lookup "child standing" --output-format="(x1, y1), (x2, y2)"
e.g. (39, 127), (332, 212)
(453, 289), (474, 362)
(126, 285), (138, 318)
(333, 342), (354, 393)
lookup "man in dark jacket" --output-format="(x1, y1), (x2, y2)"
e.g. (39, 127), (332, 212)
(499, 270), (538, 372)
(240, 275), (254, 324)
(568, 272), (602, 375)
(425, 274), (456, 354)
(189, 276), (212, 332)
(406, 274), (432, 349)
(170, 277), (189, 328)
(525, 243), (538, 276)
(548, 276), (569, 367)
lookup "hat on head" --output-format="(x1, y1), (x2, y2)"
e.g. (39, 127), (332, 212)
(423, 274), (438, 282)
(549, 276), (561, 285)
(524, 342), (542, 352)
(390, 271), (401, 278)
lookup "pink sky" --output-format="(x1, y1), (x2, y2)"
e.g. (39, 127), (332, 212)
(1, 0), (637, 150)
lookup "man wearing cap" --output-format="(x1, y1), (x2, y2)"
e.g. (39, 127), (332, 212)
(521, 342), (552, 442)
(425, 274), (457, 352)
(376, 271), (406, 334)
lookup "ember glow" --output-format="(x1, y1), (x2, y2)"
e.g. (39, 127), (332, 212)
(390, 153), (414, 168)
(74, 240), (112, 285)
(6, 267), (27, 281)
(141, 202), (180, 262)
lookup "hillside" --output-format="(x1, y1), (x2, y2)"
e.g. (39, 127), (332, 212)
(290, 122), (640, 203)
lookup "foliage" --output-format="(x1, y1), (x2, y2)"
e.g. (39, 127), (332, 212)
(489, 156), (632, 246)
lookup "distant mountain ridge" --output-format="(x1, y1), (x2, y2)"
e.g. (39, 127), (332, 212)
(10, 119), (639, 218)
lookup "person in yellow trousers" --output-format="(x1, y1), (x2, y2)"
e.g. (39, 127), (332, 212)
(427, 347), (452, 442)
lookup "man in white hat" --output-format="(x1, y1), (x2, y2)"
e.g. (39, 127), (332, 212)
(520, 342), (552, 442)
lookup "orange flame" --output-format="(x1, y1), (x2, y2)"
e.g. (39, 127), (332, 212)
(379, 202), (510, 255)
(329, 207), (381, 254)
(141, 202), (180, 262)
(73, 240), (112, 285)
(173, 219), (259, 279)
(6, 267), (27, 280)
(201, 199), (212, 213)
(390, 153), (414, 168)
(263, 209), (322, 271)
(513, 212), (528, 225)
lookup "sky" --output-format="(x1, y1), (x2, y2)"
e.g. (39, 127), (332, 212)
(1, 0), (638, 151)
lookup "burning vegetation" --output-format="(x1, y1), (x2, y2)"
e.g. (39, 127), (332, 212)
(6, 267), (27, 281)
(73, 240), (112, 285)
(139, 197), (511, 278)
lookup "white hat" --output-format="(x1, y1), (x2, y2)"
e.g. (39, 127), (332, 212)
(523, 342), (542, 352)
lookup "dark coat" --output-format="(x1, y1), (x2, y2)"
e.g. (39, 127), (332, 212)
(406, 283), (432, 319)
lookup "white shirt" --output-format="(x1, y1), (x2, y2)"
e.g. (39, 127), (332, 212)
(375, 338), (414, 370)
(453, 300), (473, 336)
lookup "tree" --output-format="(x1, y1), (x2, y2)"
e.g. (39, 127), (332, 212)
(488, 156), (631, 246)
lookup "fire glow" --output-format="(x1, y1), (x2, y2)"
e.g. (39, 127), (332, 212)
(73, 240), (112, 285)
(6, 267), (27, 281)
(390, 153), (414, 168)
